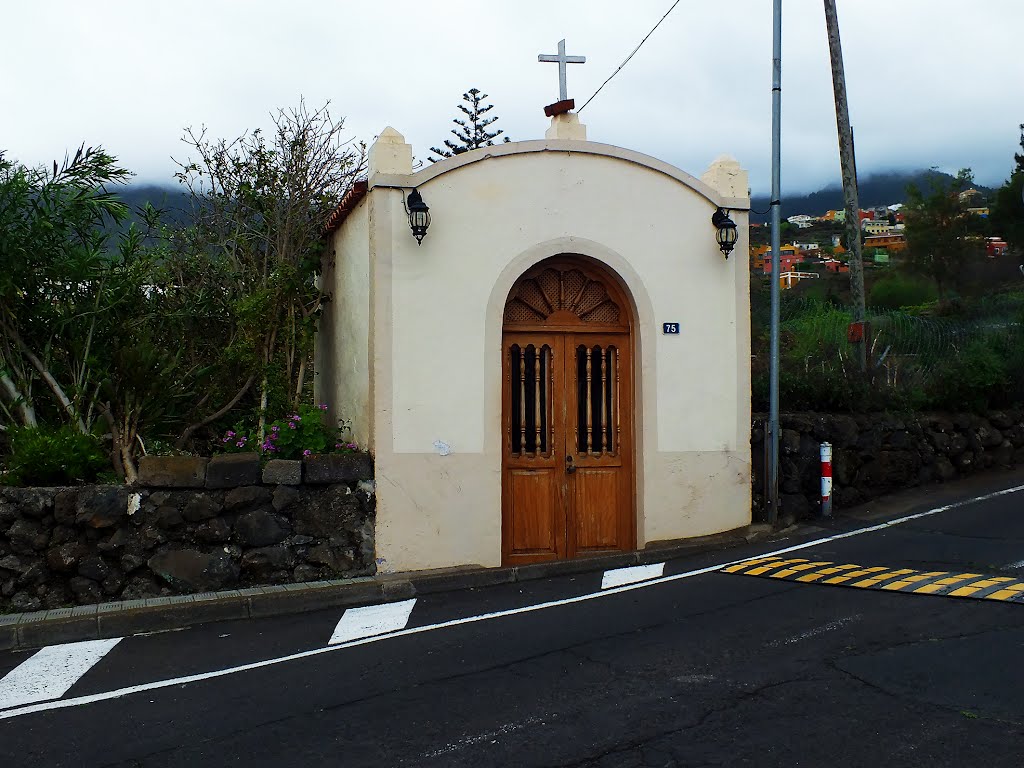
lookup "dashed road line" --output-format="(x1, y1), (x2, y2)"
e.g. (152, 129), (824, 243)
(723, 557), (1024, 604)
(329, 599), (417, 645)
(0, 638), (121, 710)
(601, 562), (665, 589)
(0, 482), (1021, 722)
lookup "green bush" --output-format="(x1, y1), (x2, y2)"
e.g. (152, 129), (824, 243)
(869, 274), (938, 310)
(217, 403), (357, 460)
(2, 425), (109, 486)
(924, 338), (1008, 412)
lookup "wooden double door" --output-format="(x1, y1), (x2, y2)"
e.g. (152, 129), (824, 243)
(501, 259), (635, 565)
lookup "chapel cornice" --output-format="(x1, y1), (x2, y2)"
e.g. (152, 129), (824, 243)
(368, 140), (750, 213)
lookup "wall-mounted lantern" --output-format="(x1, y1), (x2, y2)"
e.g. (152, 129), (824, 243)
(711, 208), (738, 258)
(407, 189), (430, 245)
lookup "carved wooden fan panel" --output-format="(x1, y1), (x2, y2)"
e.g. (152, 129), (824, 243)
(504, 267), (623, 326)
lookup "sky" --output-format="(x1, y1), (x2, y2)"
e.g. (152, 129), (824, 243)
(3, 1), (1022, 195)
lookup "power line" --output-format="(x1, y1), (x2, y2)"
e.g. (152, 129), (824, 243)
(577, 0), (684, 114)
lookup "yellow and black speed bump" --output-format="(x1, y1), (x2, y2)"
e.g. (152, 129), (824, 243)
(722, 556), (1024, 604)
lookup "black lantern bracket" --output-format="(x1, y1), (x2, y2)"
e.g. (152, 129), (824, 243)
(403, 188), (431, 245)
(712, 207), (738, 258)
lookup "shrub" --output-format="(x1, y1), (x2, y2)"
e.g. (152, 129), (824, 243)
(2, 425), (109, 486)
(217, 403), (358, 460)
(925, 338), (1008, 412)
(869, 274), (938, 310)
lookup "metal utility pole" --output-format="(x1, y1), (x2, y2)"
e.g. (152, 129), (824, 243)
(767, 0), (783, 525)
(823, 0), (867, 371)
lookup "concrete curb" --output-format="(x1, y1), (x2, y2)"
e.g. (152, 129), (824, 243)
(0, 526), (770, 652)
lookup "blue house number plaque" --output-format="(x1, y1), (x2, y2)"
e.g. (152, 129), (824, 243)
(662, 322), (680, 335)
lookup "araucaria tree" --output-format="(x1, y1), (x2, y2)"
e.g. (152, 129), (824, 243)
(175, 99), (365, 442)
(429, 88), (511, 162)
(903, 168), (982, 297)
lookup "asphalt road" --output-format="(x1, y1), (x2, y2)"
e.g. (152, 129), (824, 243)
(2, 476), (1024, 767)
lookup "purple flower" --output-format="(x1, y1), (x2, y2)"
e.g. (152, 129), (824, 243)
(288, 422), (297, 429)
(303, 449), (312, 456)
(268, 432), (277, 440)
(227, 431), (236, 438)
(235, 441), (245, 448)
(335, 443), (343, 449)
(346, 442), (358, 450)
(222, 437), (230, 443)
(271, 425), (279, 432)
(319, 404), (328, 411)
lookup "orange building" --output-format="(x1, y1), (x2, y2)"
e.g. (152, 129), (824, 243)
(864, 233), (907, 253)
(750, 244), (801, 273)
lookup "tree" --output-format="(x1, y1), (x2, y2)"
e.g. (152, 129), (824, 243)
(903, 168), (982, 297)
(0, 146), (192, 481)
(174, 99), (366, 444)
(990, 123), (1024, 251)
(429, 88), (511, 162)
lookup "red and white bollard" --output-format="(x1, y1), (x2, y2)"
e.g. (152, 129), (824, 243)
(820, 442), (833, 517)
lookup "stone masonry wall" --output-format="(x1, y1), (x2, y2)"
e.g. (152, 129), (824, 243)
(0, 453), (374, 613)
(752, 410), (1024, 522)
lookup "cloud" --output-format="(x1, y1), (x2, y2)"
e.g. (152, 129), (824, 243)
(2, 0), (1021, 193)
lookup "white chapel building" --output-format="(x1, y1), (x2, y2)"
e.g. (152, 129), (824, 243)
(315, 108), (752, 573)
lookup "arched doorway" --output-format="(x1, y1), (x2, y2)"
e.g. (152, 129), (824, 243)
(501, 255), (636, 566)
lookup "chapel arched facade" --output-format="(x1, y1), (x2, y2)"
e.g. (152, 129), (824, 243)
(316, 118), (752, 573)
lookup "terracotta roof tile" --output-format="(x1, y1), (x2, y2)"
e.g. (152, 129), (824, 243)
(323, 180), (369, 235)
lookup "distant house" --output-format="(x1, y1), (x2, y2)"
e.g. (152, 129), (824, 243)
(779, 271), (820, 290)
(959, 188), (984, 205)
(792, 241), (821, 254)
(865, 233), (907, 253)
(822, 258), (849, 274)
(968, 207), (990, 218)
(750, 244), (802, 274)
(787, 214), (816, 228)
(862, 220), (896, 236)
(987, 237), (1009, 257)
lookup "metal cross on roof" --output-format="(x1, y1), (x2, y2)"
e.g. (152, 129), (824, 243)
(538, 39), (586, 102)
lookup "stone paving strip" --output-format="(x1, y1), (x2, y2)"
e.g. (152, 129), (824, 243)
(723, 556), (1024, 603)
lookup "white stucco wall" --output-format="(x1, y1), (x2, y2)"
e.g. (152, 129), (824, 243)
(320, 203), (372, 449)
(327, 138), (751, 572)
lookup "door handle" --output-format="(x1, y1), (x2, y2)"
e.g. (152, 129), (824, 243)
(565, 455), (577, 474)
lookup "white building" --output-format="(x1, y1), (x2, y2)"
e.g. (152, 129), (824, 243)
(787, 214), (817, 228)
(315, 113), (752, 572)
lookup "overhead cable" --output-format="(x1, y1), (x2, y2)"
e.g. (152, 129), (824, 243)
(578, 0), (684, 113)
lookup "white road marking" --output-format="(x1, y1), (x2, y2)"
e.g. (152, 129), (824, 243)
(1006, 559), (1024, 570)
(0, 638), (121, 710)
(329, 599), (417, 645)
(765, 615), (861, 648)
(2, 482), (1022, 721)
(601, 562), (665, 589)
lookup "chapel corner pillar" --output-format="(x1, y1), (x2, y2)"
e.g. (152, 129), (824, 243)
(701, 155), (750, 202)
(545, 113), (587, 141)
(368, 126), (414, 177)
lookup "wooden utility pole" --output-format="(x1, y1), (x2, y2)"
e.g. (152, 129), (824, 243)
(823, 0), (867, 371)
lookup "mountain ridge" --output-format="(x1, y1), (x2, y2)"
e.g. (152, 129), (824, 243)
(749, 169), (992, 224)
